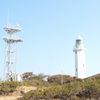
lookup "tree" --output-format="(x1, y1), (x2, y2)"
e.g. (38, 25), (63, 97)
(22, 72), (34, 81)
(34, 73), (47, 80)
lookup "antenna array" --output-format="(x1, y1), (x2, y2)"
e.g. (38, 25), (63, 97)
(3, 24), (23, 81)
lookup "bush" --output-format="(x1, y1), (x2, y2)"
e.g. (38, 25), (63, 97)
(19, 75), (100, 100)
(47, 74), (77, 84)
(0, 81), (21, 95)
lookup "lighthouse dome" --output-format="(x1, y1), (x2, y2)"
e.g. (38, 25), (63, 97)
(77, 35), (83, 40)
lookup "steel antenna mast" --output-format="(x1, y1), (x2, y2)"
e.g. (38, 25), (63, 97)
(3, 23), (23, 81)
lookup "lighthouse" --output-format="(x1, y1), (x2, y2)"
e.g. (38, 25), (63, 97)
(73, 35), (86, 79)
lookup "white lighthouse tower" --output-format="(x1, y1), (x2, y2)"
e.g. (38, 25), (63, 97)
(73, 35), (86, 79)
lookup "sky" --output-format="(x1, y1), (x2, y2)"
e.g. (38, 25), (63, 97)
(0, 0), (100, 79)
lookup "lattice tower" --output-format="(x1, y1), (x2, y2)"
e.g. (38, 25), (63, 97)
(3, 24), (23, 81)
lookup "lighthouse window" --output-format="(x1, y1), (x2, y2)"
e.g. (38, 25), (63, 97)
(76, 40), (82, 47)
(77, 40), (81, 45)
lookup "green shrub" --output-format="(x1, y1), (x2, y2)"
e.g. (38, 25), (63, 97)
(19, 75), (100, 100)
(0, 81), (21, 95)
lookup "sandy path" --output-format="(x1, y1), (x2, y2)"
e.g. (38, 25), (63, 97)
(0, 96), (21, 100)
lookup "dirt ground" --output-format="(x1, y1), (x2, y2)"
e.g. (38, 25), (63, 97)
(0, 96), (21, 100)
(0, 86), (37, 100)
